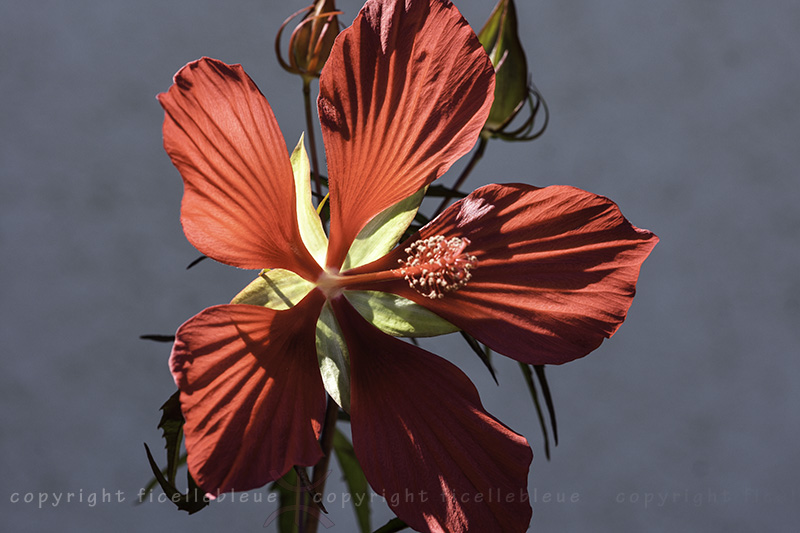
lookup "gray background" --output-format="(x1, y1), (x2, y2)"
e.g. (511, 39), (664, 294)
(2, 0), (799, 531)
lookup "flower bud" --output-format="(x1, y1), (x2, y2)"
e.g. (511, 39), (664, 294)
(478, 0), (530, 131)
(276, 0), (341, 81)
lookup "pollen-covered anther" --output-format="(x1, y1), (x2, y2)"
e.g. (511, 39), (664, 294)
(397, 236), (478, 299)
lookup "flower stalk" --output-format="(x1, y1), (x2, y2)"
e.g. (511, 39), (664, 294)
(303, 78), (323, 198)
(305, 396), (340, 533)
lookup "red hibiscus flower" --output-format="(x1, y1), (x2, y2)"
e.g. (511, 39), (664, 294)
(157, 0), (657, 531)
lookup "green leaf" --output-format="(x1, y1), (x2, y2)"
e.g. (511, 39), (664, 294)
(518, 362), (551, 460)
(143, 443), (209, 514)
(460, 331), (498, 384)
(423, 185), (468, 199)
(140, 391), (208, 513)
(534, 365), (558, 445)
(138, 452), (187, 503)
(231, 268), (315, 310)
(372, 517), (408, 533)
(291, 135), (328, 266)
(345, 291), (459, 338)
(139, 334), (175, 342)
(268, 469), (300, 533)
(158, 390), (184, 486)
(333, 429), (371, 533)
(478, 0), (530, 131)
(186, 255), (207, 269)
(139, 390), (186, 503)
(342, 187), (426, 271)
(316, 302), (351, 412)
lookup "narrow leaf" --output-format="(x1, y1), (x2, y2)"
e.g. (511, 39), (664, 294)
(332, 429), (371, 533)
(372, 517), (408, 533)
(518, 363), (550, 460)
(186, 255), (207, 269)
(533, 365), (558, 445)
(138, 453), (187, 503)
(422, 184), (468, 199)
(460, 331), (498, 384)
(139, 334), (176, 343)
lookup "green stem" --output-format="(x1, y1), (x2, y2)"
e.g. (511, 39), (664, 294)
(296, 469), (307, 533)
(305, 396), (339, 533)
(432, 136), (488, 217)
(303, 78), (323, 199)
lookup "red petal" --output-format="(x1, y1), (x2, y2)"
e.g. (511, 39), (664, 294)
(318, 0), (495, 269)
(352, 184), (659, 365)
(331, 297), (532, 532)
(169, 291), (327, 495)
(159, 57), (319, 279)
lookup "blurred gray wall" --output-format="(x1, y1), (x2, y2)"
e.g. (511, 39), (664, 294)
(2, 0), (799, 531)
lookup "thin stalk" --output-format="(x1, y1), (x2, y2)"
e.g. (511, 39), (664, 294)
(296, 467), (306, 533)
(433, 136), (488, 217)
(305, 396), (339, 533)
(303, 78), (323, 198)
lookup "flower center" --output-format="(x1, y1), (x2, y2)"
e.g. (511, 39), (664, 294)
(313, 235), (477, 299)
(397, 236), (478, 299)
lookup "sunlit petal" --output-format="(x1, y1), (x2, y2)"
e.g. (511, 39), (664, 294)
(170, 292), (327, 495)
(319, 0), (495, 268)
(332, 297), (532, 532)
(351, 184), (658, 364)
(158, 57), (319, 279)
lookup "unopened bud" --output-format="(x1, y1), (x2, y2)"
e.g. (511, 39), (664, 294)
(276, 0), (341, 81)
(478, 0), (530, 132)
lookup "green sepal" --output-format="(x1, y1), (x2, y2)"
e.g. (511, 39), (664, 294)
(291, 134), (329, 267)
(342, 187), (426, 271)
(332, 429), (371, 533)
(345, 291), (459, 338)
(478, 0), (529, 131)
(231, 269), (314, 310)
(316, 301), (351, 412)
